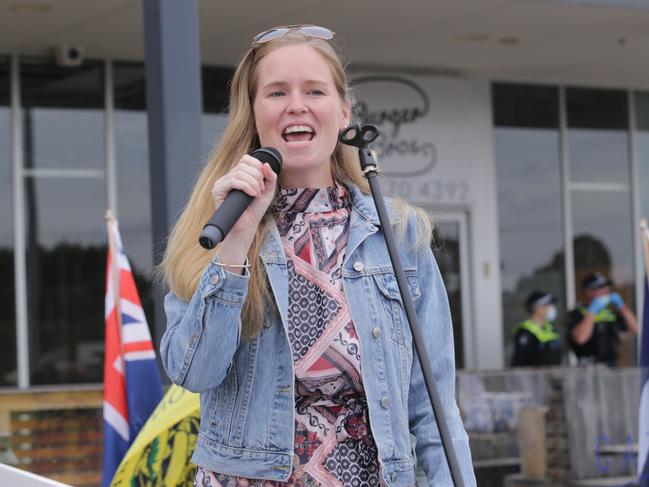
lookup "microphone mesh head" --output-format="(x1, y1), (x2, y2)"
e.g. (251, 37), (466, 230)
(252, 147), (282, 174)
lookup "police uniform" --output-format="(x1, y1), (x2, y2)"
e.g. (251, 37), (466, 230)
(512, 319), (562, 366)
(567, 272), (628, 367)
(567, 306), (626, 366)
(511, 291), (562, 367)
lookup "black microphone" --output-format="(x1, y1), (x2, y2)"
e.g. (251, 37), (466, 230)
(199, 147), (282, 249)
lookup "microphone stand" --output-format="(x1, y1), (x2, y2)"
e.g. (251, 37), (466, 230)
(340, 124), (465, 487)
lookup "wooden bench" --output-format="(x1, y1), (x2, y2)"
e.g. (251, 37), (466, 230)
(0, 388), (103, 487)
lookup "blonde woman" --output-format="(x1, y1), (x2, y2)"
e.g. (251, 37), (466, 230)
(160, 25), (475, 487)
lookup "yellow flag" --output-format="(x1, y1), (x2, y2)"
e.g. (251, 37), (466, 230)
(110, 385), (200, 487)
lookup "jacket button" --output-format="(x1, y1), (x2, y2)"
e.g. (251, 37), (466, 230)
(210, 274), (219, 285)
(372, 327), (381, 338)
(381, 397), (389, 409)
(391, 472), (398, 482)
(353, 261), (364, 272)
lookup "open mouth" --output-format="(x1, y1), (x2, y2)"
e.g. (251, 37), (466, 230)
(282, 124), (315, 143)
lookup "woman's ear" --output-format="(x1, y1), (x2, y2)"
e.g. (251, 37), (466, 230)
(340, 99), (351, 129)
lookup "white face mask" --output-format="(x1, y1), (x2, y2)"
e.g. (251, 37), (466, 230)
(546, 305), (557, 322)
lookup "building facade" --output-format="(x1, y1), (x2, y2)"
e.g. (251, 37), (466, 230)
(1, 0), (649, 389)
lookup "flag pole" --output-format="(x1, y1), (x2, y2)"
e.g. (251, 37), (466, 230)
(640, 219), (649, 362)
(641, 219), (649, 279)
(105, 209), (124, 358)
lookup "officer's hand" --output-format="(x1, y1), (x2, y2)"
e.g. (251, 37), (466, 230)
(588, 295), (610, 315)
(609, 292), (625, 309)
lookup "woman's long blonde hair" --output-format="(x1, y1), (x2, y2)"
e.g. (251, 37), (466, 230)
(161, 30), (431, 339)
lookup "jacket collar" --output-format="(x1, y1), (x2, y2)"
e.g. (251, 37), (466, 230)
(259, 183), (400, 265)
(346, 184), (401, 227)
(260, 222), (285, 265)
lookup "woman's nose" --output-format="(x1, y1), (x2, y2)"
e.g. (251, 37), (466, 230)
(287, 94), (308, 114)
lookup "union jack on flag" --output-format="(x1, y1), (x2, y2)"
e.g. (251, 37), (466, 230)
(102, 216), (163, 487)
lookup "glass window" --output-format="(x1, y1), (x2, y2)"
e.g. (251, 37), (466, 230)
(201, 66), (231, 162)
(113, 62), (156, 339)
(493, 83), (566, 365)
(25, 178), (107, 384)
(202, 65), (232, 115)
(202, 114), (229, 163)
(571, 191), (634, 300)
(21, 58), (106, 385)
(566, 88), (635, 316)
(20, 58), (104, 170)
(567, 88), (629, 185)
(636, 92), (649, 225)
(0, 57), (16, 386)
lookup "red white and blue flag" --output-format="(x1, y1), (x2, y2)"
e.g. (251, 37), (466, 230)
(102, 215), (163, 487)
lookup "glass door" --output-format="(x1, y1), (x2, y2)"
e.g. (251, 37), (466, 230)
(429, 211), (473, 369)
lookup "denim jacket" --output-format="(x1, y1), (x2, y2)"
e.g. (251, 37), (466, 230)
(161, 185), (476, 486)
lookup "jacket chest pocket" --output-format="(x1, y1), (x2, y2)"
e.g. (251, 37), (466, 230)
(371, 269), (420, 346)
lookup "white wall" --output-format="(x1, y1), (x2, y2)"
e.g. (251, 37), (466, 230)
(352, 72), (504, 369)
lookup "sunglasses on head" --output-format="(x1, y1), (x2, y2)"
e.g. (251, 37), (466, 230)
(253, 25), (335, 44)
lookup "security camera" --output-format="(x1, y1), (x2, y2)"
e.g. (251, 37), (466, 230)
(53, 45), (84, 67)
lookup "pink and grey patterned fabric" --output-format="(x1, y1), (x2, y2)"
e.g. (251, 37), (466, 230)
(195, 186), (382, 487)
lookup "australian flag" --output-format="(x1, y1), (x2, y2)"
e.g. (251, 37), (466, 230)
(102, 216), (163, 487)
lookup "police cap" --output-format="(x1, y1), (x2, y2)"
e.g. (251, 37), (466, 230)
(581, 272), (611, 291)
(526, 291), (557, 313)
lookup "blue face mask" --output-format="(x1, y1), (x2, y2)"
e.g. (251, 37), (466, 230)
(546, 305), (557, 322)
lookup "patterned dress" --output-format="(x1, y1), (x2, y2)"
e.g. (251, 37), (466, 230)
(195, 186), (382, 487)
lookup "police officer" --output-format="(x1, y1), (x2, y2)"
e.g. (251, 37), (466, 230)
(511, 291), (563, 367)
(568, 272), (638, 366)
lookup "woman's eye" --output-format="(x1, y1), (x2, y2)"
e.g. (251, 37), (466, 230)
(269, 91), (285, 97)
(308, 89), (324, 96)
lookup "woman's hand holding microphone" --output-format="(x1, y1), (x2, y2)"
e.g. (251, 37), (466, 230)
(210, 154), (278, 272)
